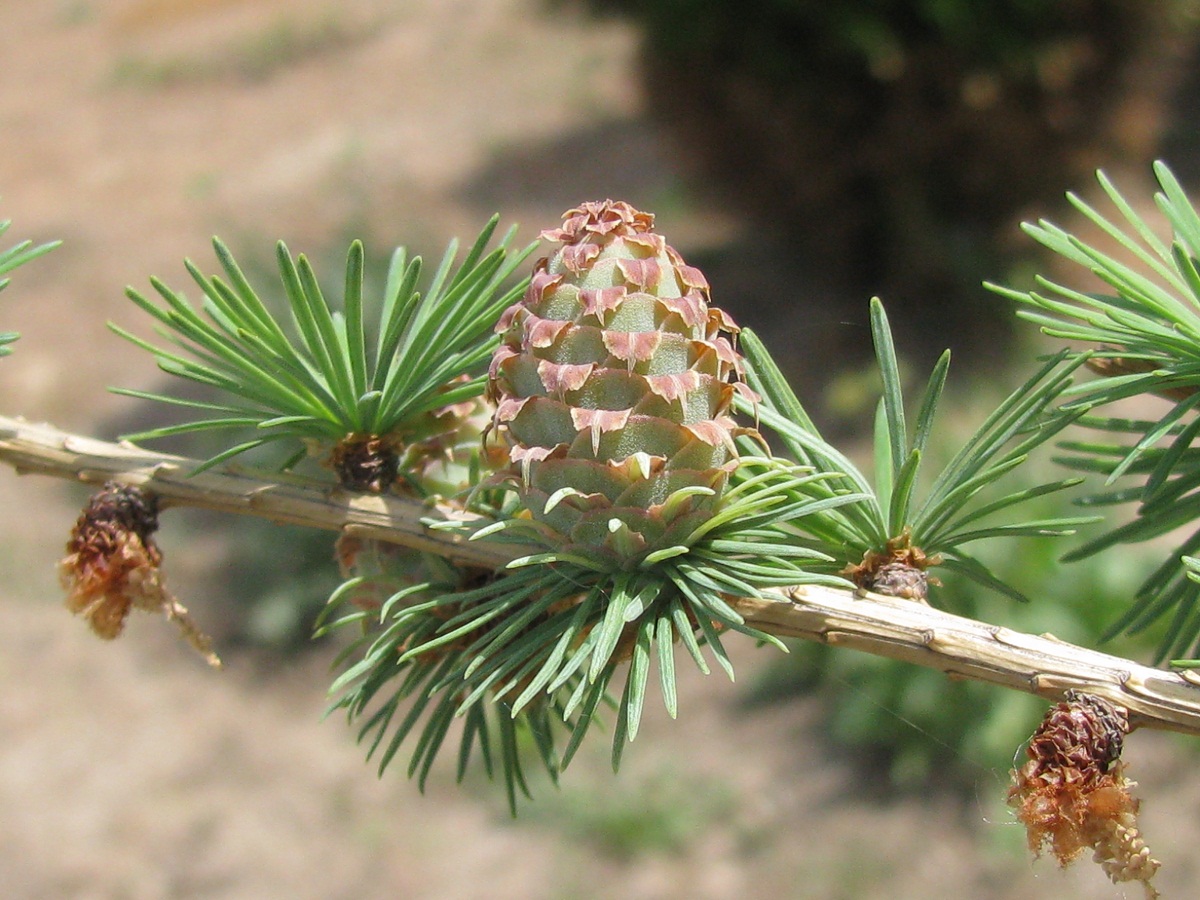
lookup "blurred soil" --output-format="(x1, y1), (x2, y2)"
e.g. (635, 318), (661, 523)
(1, 2), (1198, 898)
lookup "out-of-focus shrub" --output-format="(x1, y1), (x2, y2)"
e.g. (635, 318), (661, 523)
(587, 1), (1198, 350)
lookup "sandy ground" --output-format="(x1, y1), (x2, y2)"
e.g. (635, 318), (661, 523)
(1, 2), (1198, 897)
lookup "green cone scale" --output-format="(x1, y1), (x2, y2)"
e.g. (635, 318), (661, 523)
(487, 201), (752, 565)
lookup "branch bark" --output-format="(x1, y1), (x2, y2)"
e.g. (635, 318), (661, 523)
(4, 413), (1200, 737)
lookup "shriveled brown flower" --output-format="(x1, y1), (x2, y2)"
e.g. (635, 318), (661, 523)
(1009, 692), (1159, 899)
(60, 481), (220, 667)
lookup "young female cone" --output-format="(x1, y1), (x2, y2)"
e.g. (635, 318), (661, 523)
(488, 200), (753, 567)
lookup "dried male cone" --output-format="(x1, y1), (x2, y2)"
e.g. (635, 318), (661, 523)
(61, 482), (162, 639)
(60, 481), (220, 667)
(1085, 353), (1198, 403)
(1009, 692), (1160, 898)
(487, 200), (751, 566)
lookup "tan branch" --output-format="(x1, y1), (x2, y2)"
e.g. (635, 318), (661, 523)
(4, 413), (1200, 737)
(0, 415), (514, 571)
(733, 590), (1200, 738)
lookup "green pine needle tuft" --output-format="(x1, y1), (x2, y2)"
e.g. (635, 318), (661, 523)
(0, 216), (59, 357)
(991, 163), (1200, 660)
(110, 217), (537, 475)
(740, 298), (1092, 605)
(323, 456), (855, 810)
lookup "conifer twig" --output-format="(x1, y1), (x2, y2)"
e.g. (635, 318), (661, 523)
(4, 413), (1200, 737)
(0, 415), (512, 570)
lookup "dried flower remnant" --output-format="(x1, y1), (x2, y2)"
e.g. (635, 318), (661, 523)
(327, 380), (492, 496)
(60, 481), (220, 667)
(329, 433), (400, 493)
(1009, 692), (1159, 898)
(844, 531), (941, 603)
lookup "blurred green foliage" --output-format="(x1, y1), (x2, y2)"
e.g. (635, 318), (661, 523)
(522, 765), (734, 858)
(583, 0), (1199, 361)
(594, 0), (1185, 82)
(210, 517), (341, 650)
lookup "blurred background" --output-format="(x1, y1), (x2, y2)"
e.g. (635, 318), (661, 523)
(4, 1), (1200, 896)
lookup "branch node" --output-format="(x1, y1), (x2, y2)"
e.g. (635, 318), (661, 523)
(244, 486), (273, 509)
(61, 435), (93, 454)
(349, 494), (390, 515)
(1038, 631), (1070, 644)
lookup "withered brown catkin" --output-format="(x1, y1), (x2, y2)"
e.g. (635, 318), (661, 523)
(1008, 691), (1159, 898)
(60, 481), (219, 666)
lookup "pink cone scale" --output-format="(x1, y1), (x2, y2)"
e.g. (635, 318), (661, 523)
(488, 201), (753, 565)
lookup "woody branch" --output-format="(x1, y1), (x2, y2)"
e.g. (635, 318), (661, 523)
(4, 412), (1200, 737)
